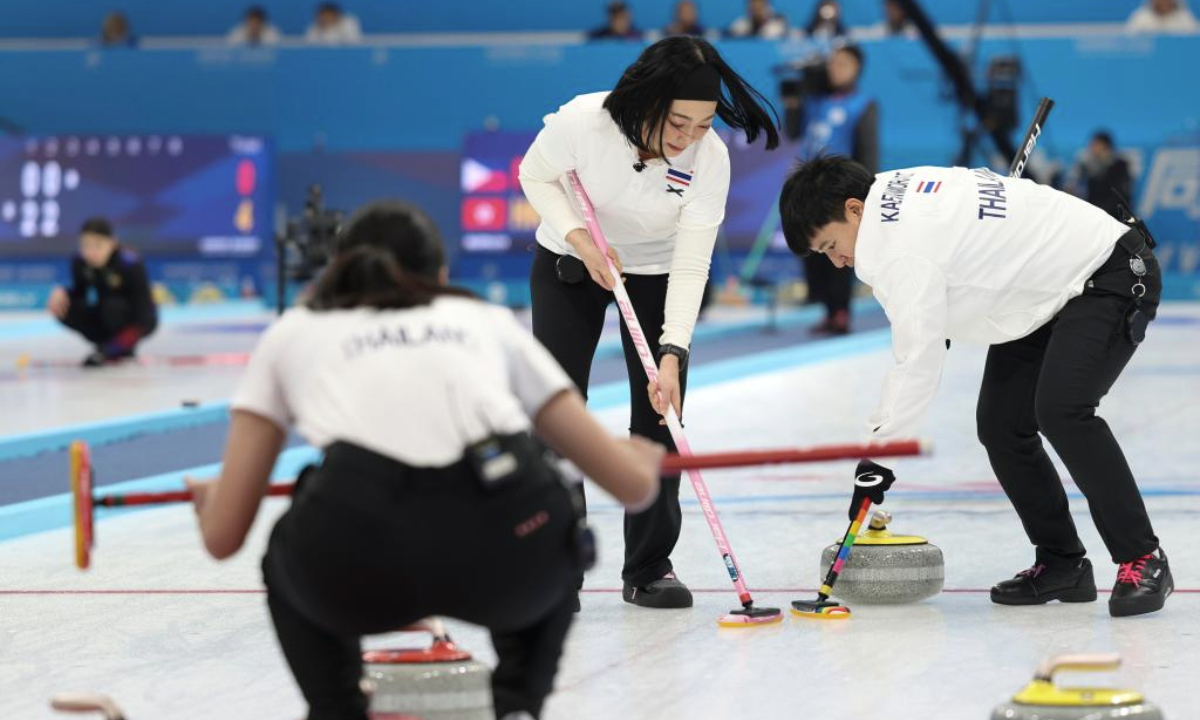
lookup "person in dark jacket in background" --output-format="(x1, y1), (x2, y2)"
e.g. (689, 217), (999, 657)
(589, 1), (642, 40)
(47, 217), (158, 366)
(663, 0), (707, 37)
(1069, 130), (1133, 221)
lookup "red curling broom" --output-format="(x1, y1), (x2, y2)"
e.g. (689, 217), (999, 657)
(68, 441), (290, 570)
(68, 439), (927, 571)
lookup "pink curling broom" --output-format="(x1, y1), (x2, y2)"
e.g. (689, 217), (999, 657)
(566, 170), (783, 628)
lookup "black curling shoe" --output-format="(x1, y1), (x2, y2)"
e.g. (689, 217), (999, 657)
(622, 572), (694, 609)
(991, 557), (1097, 606)
(82, 350), (108, 368)
(1109, 548), (1173, 618)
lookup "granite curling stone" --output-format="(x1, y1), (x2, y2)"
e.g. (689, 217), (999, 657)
(818, 510), (944, 604)
(991, 653), (1163, 720)
(364, 620), (493, 720)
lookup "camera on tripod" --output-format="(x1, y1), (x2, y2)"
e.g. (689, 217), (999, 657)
(275, 184), (344, 313)
(776, 55), (834, 141)
(983, 55), (1021, 135)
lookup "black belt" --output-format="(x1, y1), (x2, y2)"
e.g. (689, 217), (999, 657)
(1091, 229), (1154, 280)
(1115, 228), (1150, 258)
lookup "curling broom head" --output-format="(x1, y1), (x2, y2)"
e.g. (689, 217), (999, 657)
(790, 599), (851, 620)
(717, 604), (784, 628)
(69, 441), (94, 570)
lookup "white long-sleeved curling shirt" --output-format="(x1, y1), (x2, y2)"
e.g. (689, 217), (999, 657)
(855, 166), (1130, 441)
(231, 297), (572, 467)
(518, 92), (731, 349)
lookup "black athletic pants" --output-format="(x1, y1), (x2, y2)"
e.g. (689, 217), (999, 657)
(803, 254), (853, 317)
(61, 297), (155, 349)
(263, 442), (579, 720)
(976, 233), (1161, 566)
(529, 246), (684, 588)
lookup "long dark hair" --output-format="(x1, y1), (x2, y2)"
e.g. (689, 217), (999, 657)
(307, 200), (474, 311)
(603, 36), (780, 159)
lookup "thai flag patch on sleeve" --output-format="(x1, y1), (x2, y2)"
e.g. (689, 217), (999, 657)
(916, 180), (942, 193)
(666, 168), (693, 186)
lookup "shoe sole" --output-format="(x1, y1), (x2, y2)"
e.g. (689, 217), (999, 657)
(622, 588), (694, 609)
(991, 585), (1098, 606)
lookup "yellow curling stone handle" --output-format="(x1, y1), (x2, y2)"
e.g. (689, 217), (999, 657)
(1013, 654), (1144, 707)
(855, 510), (928, 546)
(1036, 653), (1121, 679)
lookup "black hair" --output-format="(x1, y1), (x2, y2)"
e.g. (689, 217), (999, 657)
(246, 5), (268, 21)
(80, 217), (115, 239)
(833, 43), (864, 71)
(603, 36), (780, 160)
(1092, 130), (1115, 149)
(607, 1), (629, 16)
(779, 155), (874, 256)
(317, 2), (342, 15)
(307, 200), (474, 311)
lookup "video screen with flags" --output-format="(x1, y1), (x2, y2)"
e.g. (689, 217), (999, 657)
(460, 132), (539, 253)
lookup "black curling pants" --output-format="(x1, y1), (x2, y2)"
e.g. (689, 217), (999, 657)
(529, 245), (685, 588)
(976, 234), (1162, 566)
(61, 297), (156, 349)
(263, 442), (579, 720)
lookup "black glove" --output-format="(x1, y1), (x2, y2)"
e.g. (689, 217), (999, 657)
(849, 459), (896, 521)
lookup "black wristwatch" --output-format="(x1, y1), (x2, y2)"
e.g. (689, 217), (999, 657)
(657, 343), (689, 366)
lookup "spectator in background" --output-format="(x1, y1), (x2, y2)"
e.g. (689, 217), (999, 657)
(99, 11), (137, 47)
(790, 45), (878, 335)
(806, 0), (847, 40)
(727, 0), (787, 39)
(1069, 131), (1134, 221)
(305, 2), (363, 45)
(879, 0), (917, 37)
(663, 0), (706, 37)
(47, 218), (158, 367)
(589, 2), (642, 40)
(228, 6), (282, 46)
(1127, 0), (1199, 32)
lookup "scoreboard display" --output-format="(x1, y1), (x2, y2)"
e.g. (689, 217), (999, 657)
(0, 134), (273, 258)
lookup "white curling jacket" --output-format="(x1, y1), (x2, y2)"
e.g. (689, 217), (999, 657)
(518, 92), (731, 349)
(854, 166), (1129, 441)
